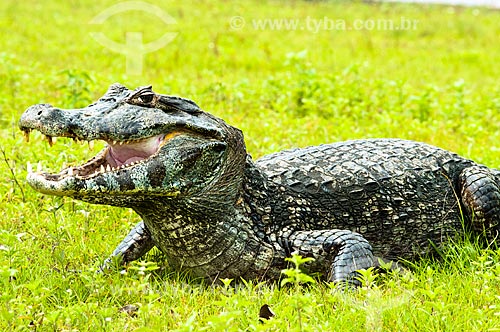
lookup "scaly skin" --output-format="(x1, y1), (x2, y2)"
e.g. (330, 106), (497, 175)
(19, 83), (500, 284)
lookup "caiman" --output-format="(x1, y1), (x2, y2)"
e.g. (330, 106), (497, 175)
(19, 83), (500, 284)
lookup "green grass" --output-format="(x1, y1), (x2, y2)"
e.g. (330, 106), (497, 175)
(1, 0), (500, 330)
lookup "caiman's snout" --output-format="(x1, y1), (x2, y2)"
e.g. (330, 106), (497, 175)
(21, 103), (58, 124)
(19, 103), (70, 142)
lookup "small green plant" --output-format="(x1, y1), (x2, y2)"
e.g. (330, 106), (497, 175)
(57, 70), (95, 108)
(356, 267), (379, 289)
(281, 254), (316, 331)
(281, 253), (316, 287)
(127, 260), (160, 278)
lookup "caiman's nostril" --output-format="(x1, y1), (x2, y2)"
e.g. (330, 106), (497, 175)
(37, 110), (43, 116)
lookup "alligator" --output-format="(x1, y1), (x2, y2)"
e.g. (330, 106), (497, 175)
(19, 83), (500, 284)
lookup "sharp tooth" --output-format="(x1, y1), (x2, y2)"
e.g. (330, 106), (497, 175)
(45, 135), (54, 147)
(106, 165), (111, 172)
(120, 165), (126, 169)
(23, 130), (30, 142)
(37, 162), (42, 172)
(88, 140), (94, 150)
(67, 167), (74, 176)
(113, 140), (117, 145)
(62, 162), (67, 169)
(100, 165), (105, 173)
(119, 141), (124, 145)
(27, 161), (32, 173)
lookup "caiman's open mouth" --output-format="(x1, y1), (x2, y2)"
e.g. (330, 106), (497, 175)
(24, 131), (181, 181)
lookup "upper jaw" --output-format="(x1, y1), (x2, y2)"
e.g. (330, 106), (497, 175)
(18, 102), (170, 143)
(18, 83), (210, 143)
(19, 101), (224, 145)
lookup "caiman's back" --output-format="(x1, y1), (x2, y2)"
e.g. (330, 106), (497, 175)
(256, 139), (481, 260)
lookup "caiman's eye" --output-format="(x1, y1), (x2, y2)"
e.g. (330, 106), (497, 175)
(137, 92), (154, 104)
(126, 86), (156, 106)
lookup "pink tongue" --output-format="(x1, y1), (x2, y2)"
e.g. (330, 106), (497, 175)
(106, 135), (164, 167)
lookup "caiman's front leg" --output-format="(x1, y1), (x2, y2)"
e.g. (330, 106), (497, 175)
(102, 221), (155, 269)
(282, 229), (374, 285)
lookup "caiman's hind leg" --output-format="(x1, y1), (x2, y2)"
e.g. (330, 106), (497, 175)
(460, 166), (500, 240)
(282, 229), (374, 285)
(102, 221), (155, 269)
